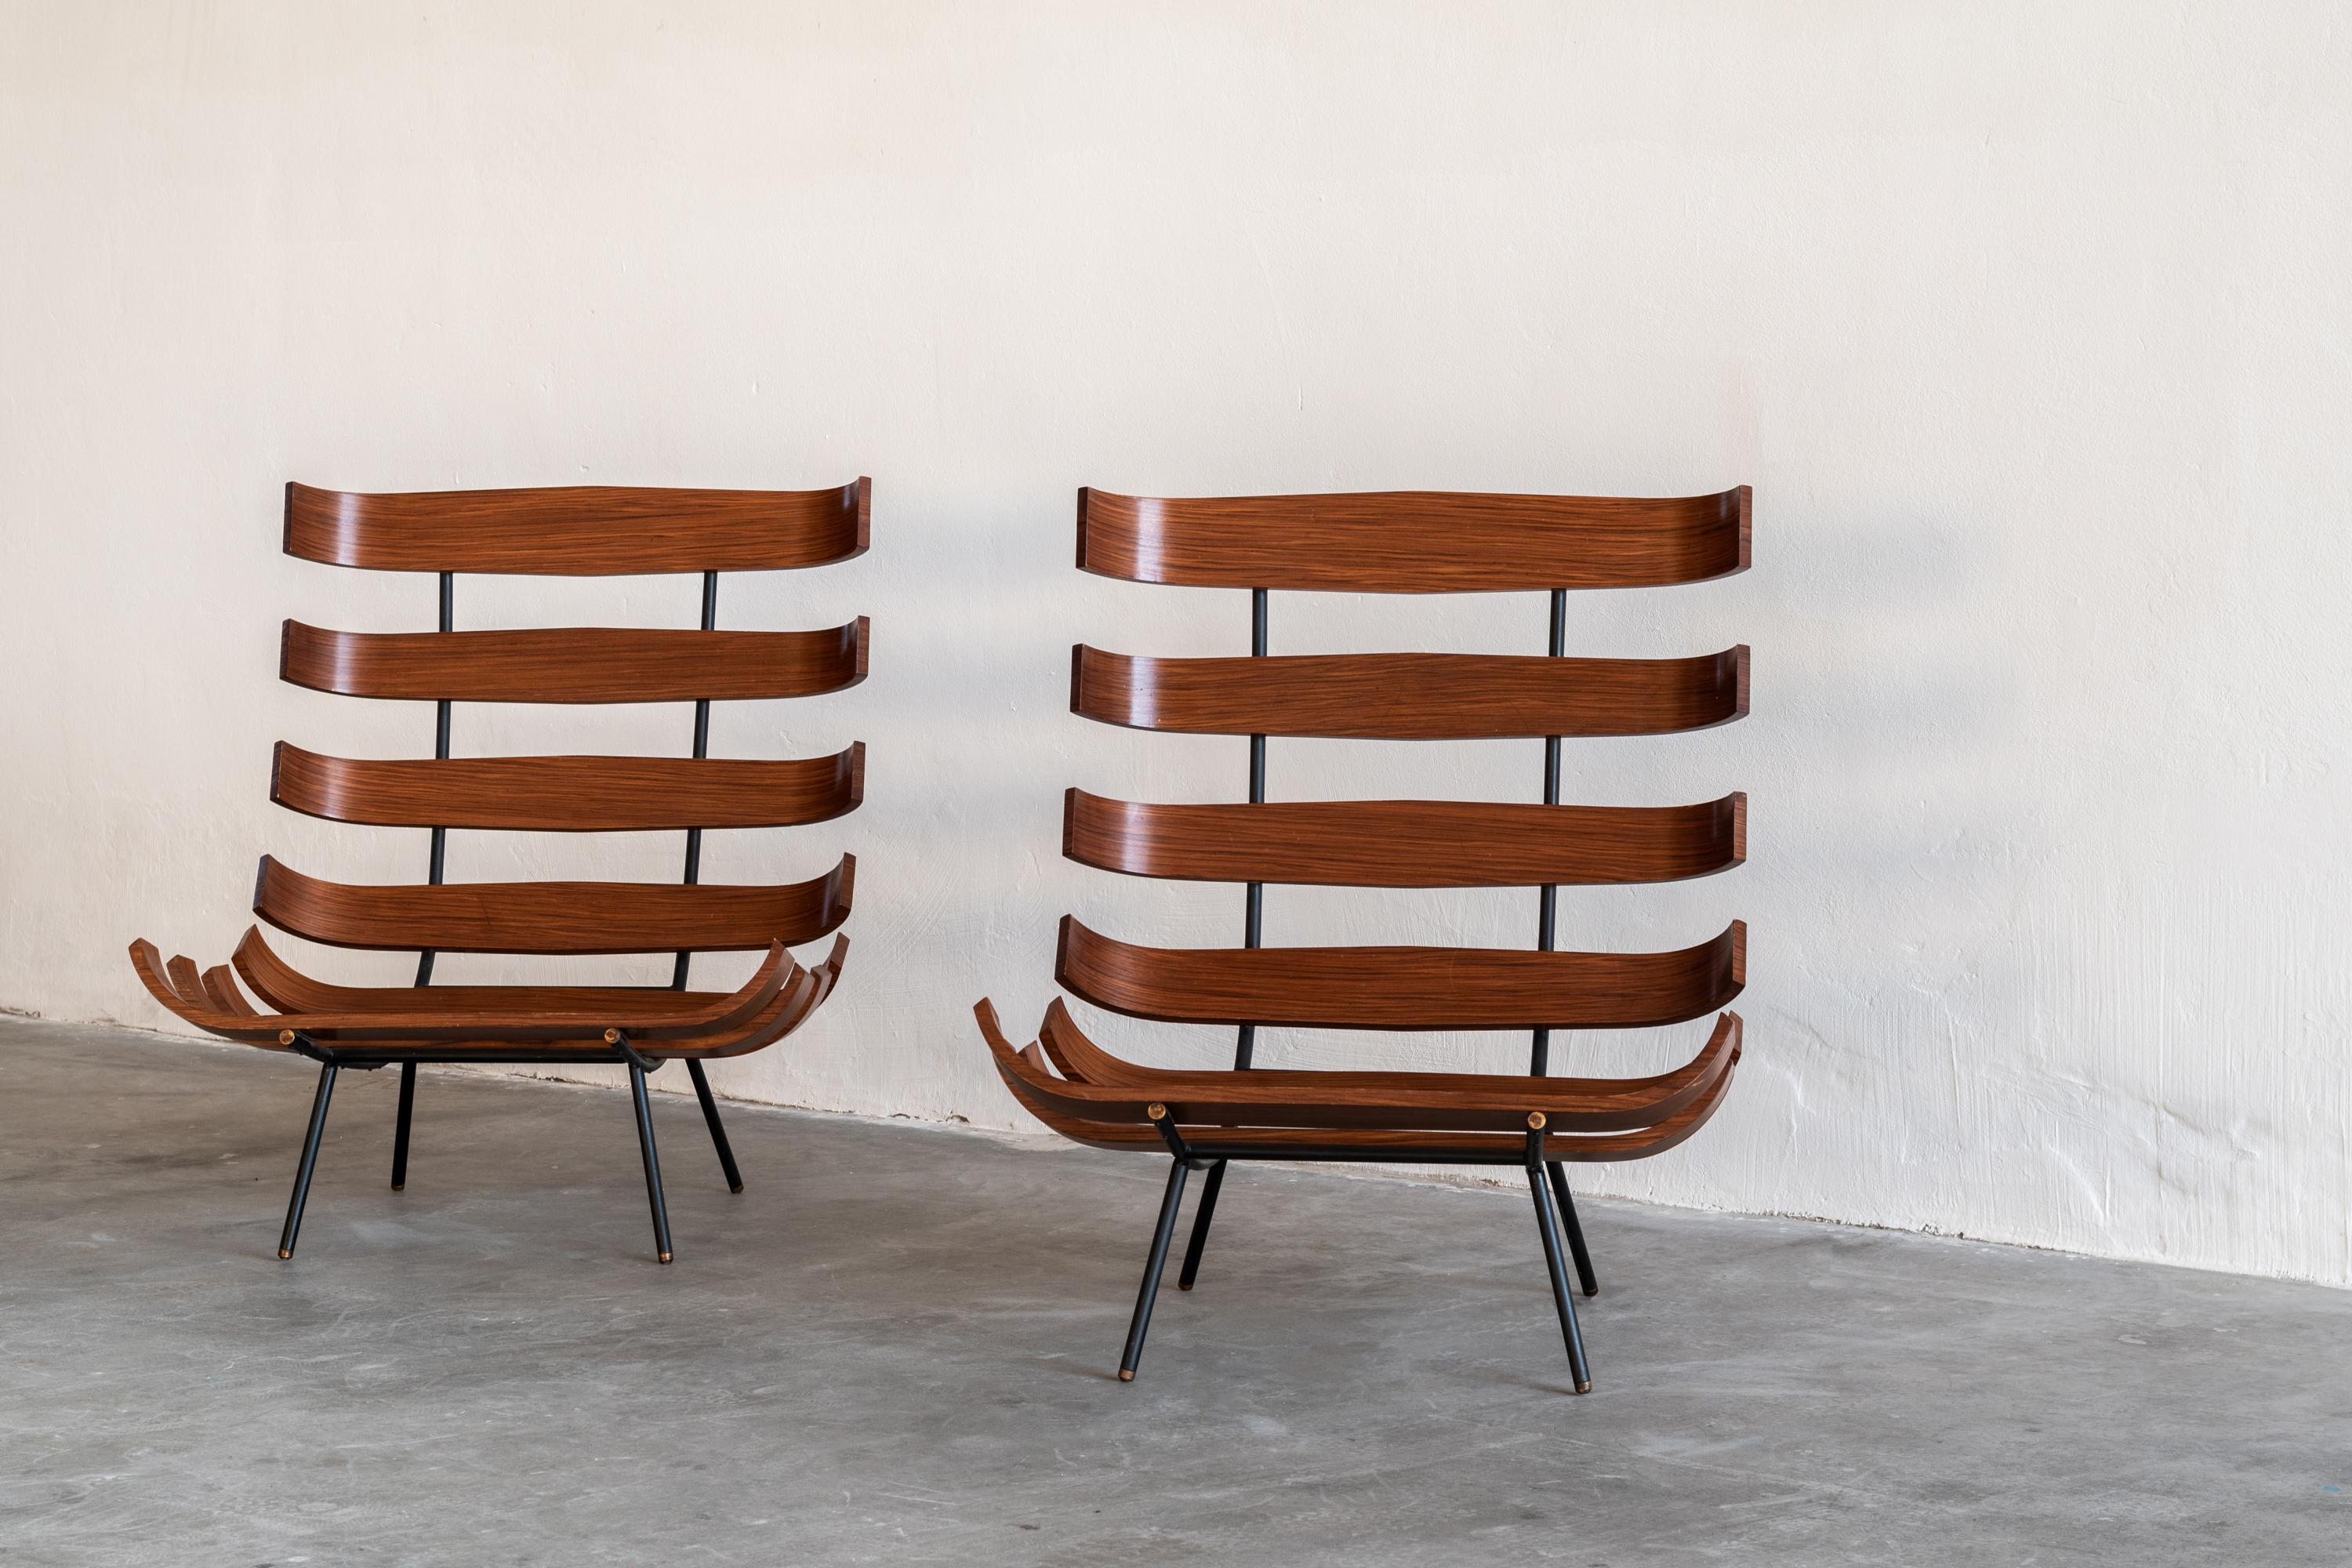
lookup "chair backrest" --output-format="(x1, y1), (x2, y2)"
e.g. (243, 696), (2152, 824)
(267, 481), (868, 978)
(1062, 485), (1747, 1049)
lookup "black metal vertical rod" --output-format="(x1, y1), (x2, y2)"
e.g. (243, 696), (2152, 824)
(1530, 586), (1565, 1075)
(278, 1062), (340, 1260)
(394, 571), (453, 1188)
(628, 1063), (674, 1264)
(413, 572), (453, 989)
(1118, 1156), (1192, 1381)
(1526, 1130), (1592, 1392)
(1531, 586), (1598, 1296)
(670, 571), (741, 1193)
(670, 570), (717, 992)
(1178, 588), (1265, 1290)
(390, 1064), (416, 1191)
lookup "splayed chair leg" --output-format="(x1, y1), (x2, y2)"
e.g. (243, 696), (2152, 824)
(1528, 1159), (1592, 1392)
(1545, 1162), (1599, 1298)
(1175, 1158), (1227, 1290)
(628, 1063), (674, 1264)
(684, 1059), (744, 1193)
(1118, 1156), (1192, 1381)
(390, 1062), (416, 1190)
(278, 1062), (339, 1260)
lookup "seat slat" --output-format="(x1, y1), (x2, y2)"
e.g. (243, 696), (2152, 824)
(253, 854), (854, 954)
(1072, 645), (1746, 739)
(285, 479), (869, 575)
(272, 742), (864, 830)
(1056, 916), (1743, 1030)
(1078, 486), (1748, 592)
(1064, 789), (1744, 886)
(281, 619), (867, 702)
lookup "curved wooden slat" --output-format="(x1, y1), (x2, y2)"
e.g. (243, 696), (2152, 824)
(271, 742), (864, 831)
(285, 478), (869, 575)
(976, 996), (1741, 1137)
(1077, 485), (1748, 592)
(1064, 789), (1744, 887)
(281, 619), (868, 703)
(1056, 916), (1743, 1030)
(252, 854), (854, 955)
(132, 936), (833, 1057)
(1071, 645), (1746, 739)
(978, 999), (1742, 1160)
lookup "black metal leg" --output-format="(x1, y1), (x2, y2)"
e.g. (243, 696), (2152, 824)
(1528, 1164), (1592, 1392)
(278, 1063), (339, 1261)
(1546, 1161), (1599, 1298)
(1175, 1158), (1227, 1290)
(390, 1062), (416, 1190)
(1118, 1157), (1192, 1381)
(684, 1059), (744, 1193)
(628, 1064), (674, 1265)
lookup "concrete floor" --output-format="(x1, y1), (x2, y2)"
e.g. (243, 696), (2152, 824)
(1, 1018), (2347, 1566)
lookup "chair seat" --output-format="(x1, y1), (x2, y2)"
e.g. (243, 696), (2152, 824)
(976, 997), (1742, 1147)
(129, 929), (847, 1058)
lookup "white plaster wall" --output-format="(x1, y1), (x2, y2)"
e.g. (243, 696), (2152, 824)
(3, 2), (2347, 1285)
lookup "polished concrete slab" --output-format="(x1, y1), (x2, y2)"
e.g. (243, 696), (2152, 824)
(1, 1015), (2346, 1566)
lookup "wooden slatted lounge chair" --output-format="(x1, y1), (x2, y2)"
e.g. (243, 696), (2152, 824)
(975, 485), (1751, 1389)
(131, 480), (869, 1263)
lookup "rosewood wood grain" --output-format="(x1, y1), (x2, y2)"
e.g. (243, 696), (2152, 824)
(228, 924), (847, 1053)
(1056, 916), (1744, 1031)
(271, 742), (864, 831)
(136, 936), (789, 1041)
(281, 619), (868, 704)
(1077, 486), (1749, 592)
(975, 999), (1743, 1154)
(1063, 789), (1744, 887)
(987, 1002), (1736, 1132)
(1071, 645), (1747, 739)
(131, 935), (838, 1059)
(285, 478), (869, 575)
(252, 853), (854, 955)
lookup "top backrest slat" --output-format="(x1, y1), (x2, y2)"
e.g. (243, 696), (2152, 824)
(285, 478), (870, 575)
(1077, 485), (1748, 592)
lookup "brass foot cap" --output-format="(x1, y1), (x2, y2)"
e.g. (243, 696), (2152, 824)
(1573, 1381), (1593, 1395)
(1177, 1282), (1193, 1291)
(390, 1183), (405, 1192)
(1117, 1369), (1135, 1381)
(658, 1251), (673, 1265)
(729, 1184), (746, 1194)
(277, 1249), (292, 1260)
(1583, 1286), (1598, 1298)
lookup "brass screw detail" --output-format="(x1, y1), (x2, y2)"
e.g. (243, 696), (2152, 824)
(1526, 1111), (1548, 1131)
(278, 1030), (295, 1046)
(604, 1028), (622, 1044)
(1146, 1103), (1168, 1121)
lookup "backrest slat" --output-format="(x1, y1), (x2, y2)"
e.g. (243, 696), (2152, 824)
(1079, 485), (1748, 592)
(273, 743), (863, 831)
(1064, 790), (1744, 887)
(1072, 646), (1746, 739)
(1057, 916), (1744, 1031)
(286, 479), (869, 575)
(281, 619), (868, 702)
(252, 855), (854, 955)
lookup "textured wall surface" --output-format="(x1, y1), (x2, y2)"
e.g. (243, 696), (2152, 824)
(3, 2), (2346, 1283)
